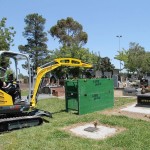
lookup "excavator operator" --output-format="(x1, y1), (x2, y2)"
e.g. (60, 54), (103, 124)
(0, 79), (6, 89)
(2, 73), (21, 103)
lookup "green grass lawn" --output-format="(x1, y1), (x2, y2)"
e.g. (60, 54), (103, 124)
(0, 97), (150, 150)
(21, 89), (29, 96)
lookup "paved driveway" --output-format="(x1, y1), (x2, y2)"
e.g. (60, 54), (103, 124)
(22, 94), (65, 101)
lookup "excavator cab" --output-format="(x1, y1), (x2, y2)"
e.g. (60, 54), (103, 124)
(2, 73), (21, 103)
(0, 51), (33, 114)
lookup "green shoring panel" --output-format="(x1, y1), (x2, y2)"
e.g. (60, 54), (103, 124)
(65, 78), (114, 115)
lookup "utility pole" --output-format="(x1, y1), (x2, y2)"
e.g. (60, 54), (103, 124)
(116, 35), (122, 72)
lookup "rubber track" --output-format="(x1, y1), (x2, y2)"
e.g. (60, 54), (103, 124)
(0, 116), (43, 133)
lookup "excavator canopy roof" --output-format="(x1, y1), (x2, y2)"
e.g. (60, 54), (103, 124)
(0, 51), (29, 61)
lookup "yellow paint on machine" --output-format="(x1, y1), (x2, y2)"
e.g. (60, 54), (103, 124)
(0, 90), (13, 106)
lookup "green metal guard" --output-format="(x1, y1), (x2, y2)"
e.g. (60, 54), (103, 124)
(65, 78), (114, 115)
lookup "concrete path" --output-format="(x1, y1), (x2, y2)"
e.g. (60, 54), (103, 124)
(38, 94), (65, 100)
(22, 94), (65, 101)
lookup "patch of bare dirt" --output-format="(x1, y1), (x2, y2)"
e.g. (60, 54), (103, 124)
(20, 83), (29, 90)
(114, 89), (123, 97)
(100, 102), (150, 122)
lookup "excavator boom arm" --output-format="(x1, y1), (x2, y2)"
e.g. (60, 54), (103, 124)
(31, 58), (92, 107)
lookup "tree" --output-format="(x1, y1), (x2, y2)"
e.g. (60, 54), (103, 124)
(0, 17), (16, 50)
(126, 43), (145, 75)
(100, 57), (114, 76)
(49, 17), (88, 47)
(92, 52), (114, 77)
(115, 42), (149, 77)
(49, 17), (89, 78)
(18, 13), (50, 69)
(114, 49), (129, 70)
(50, 45), (95, 78)
(92, 51), (101, 71)
(141, 52), (150, 73)
(0, 18), (16, 69)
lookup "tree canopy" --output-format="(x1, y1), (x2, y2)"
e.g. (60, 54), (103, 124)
(0, 17), (16, 69)
(50, 44), (96, 78)
(49, 17), (91, 77)
(18, 13), (50, 69)
(115, 42), (150, 76)
(0, 14), (115, 78)
(49, 17), (88, 47)
(0, 17), (16, 50)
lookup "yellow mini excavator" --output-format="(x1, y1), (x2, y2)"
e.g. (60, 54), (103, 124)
(0, 51), (92, 132)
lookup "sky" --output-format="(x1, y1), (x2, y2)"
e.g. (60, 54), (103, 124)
(0, 0), (150, 70)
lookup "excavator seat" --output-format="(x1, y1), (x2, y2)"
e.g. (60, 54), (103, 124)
(2, 81), (21, 103)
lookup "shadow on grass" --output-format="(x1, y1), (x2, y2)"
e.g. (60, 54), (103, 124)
(52, 109), (79, 115)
